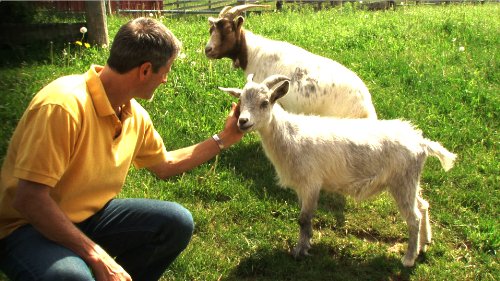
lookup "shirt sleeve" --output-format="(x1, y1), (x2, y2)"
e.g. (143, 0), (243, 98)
(132, 119), (168, 169)
(13, 105), (78, 187)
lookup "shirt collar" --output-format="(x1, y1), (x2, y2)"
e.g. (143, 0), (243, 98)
(85, 65), (132, 118)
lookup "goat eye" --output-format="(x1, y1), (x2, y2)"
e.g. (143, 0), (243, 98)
(260, 100), (269, 109)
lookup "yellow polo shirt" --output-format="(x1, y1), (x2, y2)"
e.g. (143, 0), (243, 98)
(0, 65), (168, 239)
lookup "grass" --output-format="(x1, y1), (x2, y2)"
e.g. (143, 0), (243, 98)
(0, 4), (498, 281)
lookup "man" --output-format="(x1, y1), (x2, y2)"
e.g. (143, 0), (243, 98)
(0, 17), (243, 280)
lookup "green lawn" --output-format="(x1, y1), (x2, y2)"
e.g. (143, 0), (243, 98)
(0, 3), (498, 281)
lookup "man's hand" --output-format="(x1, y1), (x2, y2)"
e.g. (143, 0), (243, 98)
(219, 102), (244, 148)
(13, 180), (132, 281)
(86, 245), (132, 281)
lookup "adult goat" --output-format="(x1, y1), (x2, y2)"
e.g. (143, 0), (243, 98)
(206, 5), (377, 119)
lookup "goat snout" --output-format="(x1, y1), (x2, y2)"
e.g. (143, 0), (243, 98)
(238, 117), (253, 131)
(205, 45), (218, 58)
(239, 117), (248, 123)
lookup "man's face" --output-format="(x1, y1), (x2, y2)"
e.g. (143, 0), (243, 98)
(141, 57), (175, 101)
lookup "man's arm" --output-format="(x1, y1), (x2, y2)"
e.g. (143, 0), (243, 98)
(13, 179), (131, 281)
(148, 102), (244, 180)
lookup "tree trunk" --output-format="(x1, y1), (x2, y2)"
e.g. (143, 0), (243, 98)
(85, 0), (109, 47)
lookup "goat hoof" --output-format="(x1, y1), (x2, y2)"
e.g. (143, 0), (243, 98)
(291, 248), (302, 259)
(292, 246), (312, 259)
(420, 244), (428, 253)
(420, 240), (432, 253)
(401, 256), (416, 267)
(422, 236), (432, 246)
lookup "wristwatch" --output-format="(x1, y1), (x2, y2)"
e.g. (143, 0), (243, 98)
(212, 134), (224, 150)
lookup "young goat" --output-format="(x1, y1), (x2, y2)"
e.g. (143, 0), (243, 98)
(219, 74), (457, 267)
(206, 5), (377, 119)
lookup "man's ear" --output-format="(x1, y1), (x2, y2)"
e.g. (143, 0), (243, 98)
(139, 62), (153, 80)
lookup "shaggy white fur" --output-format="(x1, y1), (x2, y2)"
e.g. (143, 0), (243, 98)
(220, 74), (457, 267)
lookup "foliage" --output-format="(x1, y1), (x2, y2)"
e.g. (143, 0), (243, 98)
(0, 2), (38, 24)
(0, 4), (498, 281)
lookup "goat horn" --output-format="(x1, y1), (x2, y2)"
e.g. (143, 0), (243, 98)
(262, 75), (290, 89)
(220, 4), (270, 19)
(218, 6), (233, 17)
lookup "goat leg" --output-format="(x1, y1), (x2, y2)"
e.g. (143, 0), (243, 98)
(292, 187), (320, 258)
(401, 204), (422, 267)
(417, 195), (432, 252)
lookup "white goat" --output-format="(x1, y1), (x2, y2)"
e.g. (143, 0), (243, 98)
(219, 74), (457, 267)
(206, 5), (377, 119)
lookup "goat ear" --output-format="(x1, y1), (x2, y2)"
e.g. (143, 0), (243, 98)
(235, 16), (245, 31)
(218, 87), (242, 98)
(208, 17), (217, 25)
(262, 75), (290, 89)
(270, 81), (290, 104)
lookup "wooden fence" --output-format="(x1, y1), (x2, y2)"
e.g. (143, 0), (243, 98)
(0, 0), (494, 46)
(117, 0), (492, 14)
(28, 0), (496, 16)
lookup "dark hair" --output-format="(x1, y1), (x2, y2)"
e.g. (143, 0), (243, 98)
(107, 17), (181, 74)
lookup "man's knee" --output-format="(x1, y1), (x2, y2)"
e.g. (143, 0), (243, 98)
(41, 256), (93, 281)
(167, 202), (194, 247)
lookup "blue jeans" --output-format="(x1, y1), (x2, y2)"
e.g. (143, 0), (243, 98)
(0, 198), (194, 281)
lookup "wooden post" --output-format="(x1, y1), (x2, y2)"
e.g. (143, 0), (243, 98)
(85, 0), (109, 47)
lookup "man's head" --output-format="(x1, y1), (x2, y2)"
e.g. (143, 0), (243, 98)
(107, 17), (181, 74)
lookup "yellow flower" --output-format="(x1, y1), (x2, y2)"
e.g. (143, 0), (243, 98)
(84, 43), (90, 48)
(75, 41), (82, 46)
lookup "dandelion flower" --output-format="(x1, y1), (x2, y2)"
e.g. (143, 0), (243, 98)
(75, 41), (82, 46)
(178, 53), (187, 60)
(458, 46), (465, 52)
(84, 43), (91, 48)
(80, 27), (88, 34)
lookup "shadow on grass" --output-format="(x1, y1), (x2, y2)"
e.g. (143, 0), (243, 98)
(222, 242), (415, 281)
(0, 43), (53, 67)
(219, 141), (423, 280)
(222, 140), (293, 199)
(223, 140), (347, 227)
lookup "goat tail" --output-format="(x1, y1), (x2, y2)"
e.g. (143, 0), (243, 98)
(423, 139), (457, 171)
